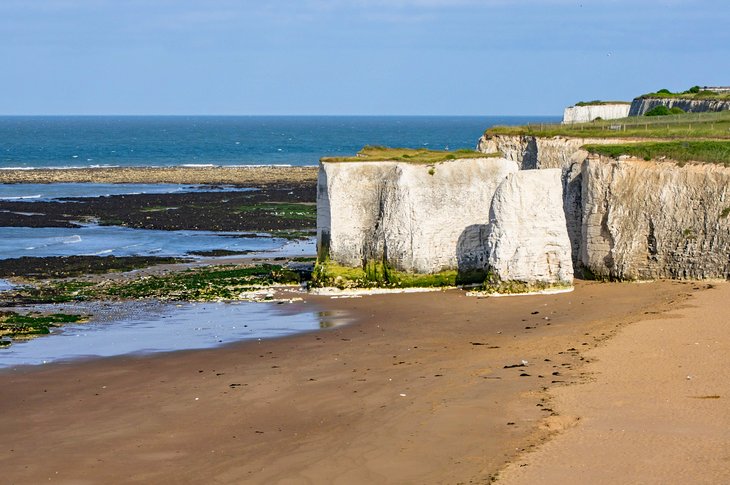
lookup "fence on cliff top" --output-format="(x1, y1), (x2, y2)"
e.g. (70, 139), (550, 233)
(523, 111), (730, 135)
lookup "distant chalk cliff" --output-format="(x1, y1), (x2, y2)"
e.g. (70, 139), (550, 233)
(562, 103), (630, 124)
(629, 97), (730, 116)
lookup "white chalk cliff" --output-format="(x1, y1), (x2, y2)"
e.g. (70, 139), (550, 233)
(629, 97), (730, 116)
(317, 157), (518, 275)
(485, 169), (573, 286)
(478, 133), (730, 280)
(562, 104), (630, 124)
(580, 156), (730, 280)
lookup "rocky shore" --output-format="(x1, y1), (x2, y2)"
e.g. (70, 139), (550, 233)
(0, 165), (318, 185)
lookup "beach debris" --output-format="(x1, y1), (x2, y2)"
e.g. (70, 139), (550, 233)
(399, 393), (407, 397)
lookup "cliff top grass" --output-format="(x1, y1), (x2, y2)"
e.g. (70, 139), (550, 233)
(321, 146), (496, 164)
(584, 140), (730, 166)
(486, 110), (730, 139)
(639, 86), (730, 101)
(573, 100), (631, 107)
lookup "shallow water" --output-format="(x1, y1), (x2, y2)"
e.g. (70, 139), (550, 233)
(0, 183), (254, 202)
(0, 224), (304, 260)
(0, 300), (345, 367)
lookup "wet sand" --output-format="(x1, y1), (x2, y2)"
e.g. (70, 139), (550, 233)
(0, 165), (318, 185)
(0, 280), (695, 484)
(499, 281), (730, 484)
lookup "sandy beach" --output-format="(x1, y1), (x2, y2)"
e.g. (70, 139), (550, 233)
(499, 281), (730, 484)
(0, 280), (704, 484)
(0, 166), (318, 186)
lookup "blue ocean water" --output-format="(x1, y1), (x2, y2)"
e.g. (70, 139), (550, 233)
(0, 116), (558, 169)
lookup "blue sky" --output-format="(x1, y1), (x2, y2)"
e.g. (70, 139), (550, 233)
(1, 0), (728, 115)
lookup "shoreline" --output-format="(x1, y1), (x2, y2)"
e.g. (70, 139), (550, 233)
(0, 165), (319, 185)
(0, 280), (697, 483)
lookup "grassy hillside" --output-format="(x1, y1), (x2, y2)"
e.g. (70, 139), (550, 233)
(321, 146), (494, 164)
(486, 111), (730, 139)
(639, 87), (730, 101)
(573, 100), (631, 107)
(584, 141), (730, 166)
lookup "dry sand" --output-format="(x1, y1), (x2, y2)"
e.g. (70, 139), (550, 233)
(0, 280), (701, 484)
(498, 281), (730, 484)
(0, 165), (318, 185)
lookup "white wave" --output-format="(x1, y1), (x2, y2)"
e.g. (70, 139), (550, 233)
(87, 249), (113, 256)
(226, 164), (295, 168)
(180, 164), (216, 168)
(0, 194), (42, 200)
(0, 164), (120, 171)
(60, 235), (82, 244)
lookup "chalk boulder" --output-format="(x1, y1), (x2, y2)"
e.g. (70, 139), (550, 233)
(484, 169), (574, 289)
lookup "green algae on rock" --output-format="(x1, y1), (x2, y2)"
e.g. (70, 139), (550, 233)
(4, 264), (304, 305)
(0, 312), (87, 347)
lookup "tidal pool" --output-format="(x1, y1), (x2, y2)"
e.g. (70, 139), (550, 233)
(0, 300), (346, 368)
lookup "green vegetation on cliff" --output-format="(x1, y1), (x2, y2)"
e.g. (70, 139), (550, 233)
(573, 100), (630, 107)
(486, 111), (730, 139)
(639, 86), (730, 100)
(645, 106), (685, 116)
(584, 141), (730, 166)
(311, 260), (461, 289)
(321, 146), (495, 164)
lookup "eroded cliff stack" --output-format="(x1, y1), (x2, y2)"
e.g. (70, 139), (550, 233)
(484, 169), (573, 290)
(316, 152), (574, 289)
(317, 157), (518, 276)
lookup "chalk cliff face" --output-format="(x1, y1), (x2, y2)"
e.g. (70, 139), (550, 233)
(478, 133), (730, 281)
(629, 97), (730, 116)
(580, 156), (730, 280)
(317, 158), (518, 275)
(562, 104), (630, 124)
(476, 134), (651, 170)
(476, 134), (651, 265)
(485, 169), (573, 286)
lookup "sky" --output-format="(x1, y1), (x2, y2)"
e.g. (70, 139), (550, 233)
(1, 0), (728, 115)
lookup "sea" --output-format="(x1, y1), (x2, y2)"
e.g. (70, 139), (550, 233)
(0, 116), (556, 169)
(0, 115), (558, 364)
